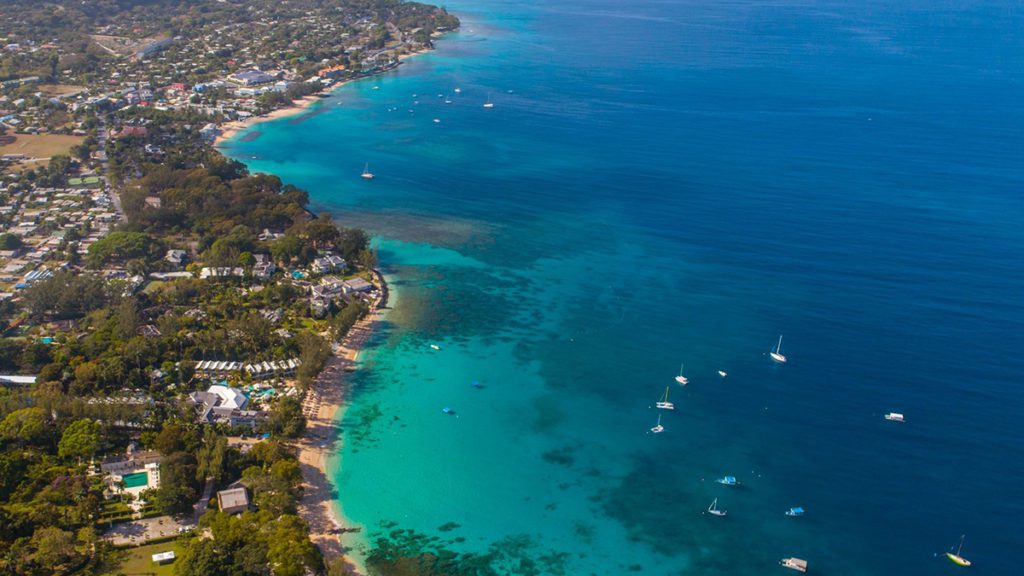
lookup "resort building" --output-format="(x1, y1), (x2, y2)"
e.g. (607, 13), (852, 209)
(189, 384), (269, 427)
(100, 449), (163, 504)
(228, 69), (276, 87)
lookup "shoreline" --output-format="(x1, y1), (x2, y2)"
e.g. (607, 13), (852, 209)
(215, 33), (447, 576)
(295, 269), (389, 576)
(213, 41), (442, 148)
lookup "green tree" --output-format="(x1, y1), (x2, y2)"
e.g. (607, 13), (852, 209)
(57, 419), (101, 461)
(0, 407), (49, 446)
(30, 526), (78, 572)
(266, 397), (305, 439)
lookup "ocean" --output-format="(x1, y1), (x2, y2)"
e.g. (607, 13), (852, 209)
(221, 0), (1024, 573)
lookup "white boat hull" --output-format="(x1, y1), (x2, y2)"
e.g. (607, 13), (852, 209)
(674, 376), (688, 385)
(655, 402), (675, 410)
(770, 352), (787, 363)
(651, 425), (664, 434)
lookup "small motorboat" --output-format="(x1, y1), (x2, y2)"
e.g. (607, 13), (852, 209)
(780, 557), (808, 573)
(716, 476), (738, 486)
(454, 87), (461, 93)
(707, 498), (727, 517)
(430, 344), (441, 351)
(718, 370), (728, 378)
(471, 380), (482, 389)
(442, 407), (455, 415)
(433, 118), (441, 123)
(785, 507), (805, 517)
(884, 412), (905, 422)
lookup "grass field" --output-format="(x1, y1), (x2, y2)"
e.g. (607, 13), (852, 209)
(0, 133), (84, 160)
(38, 84), (88, 97)
(103, 541), (185, 576)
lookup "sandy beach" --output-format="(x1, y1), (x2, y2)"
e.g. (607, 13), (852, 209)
(295, 272), (388, 575)
(213, 94), (324, 147)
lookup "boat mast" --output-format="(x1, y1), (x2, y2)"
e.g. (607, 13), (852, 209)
(776, 335), (783, 353)
(957, 534), (965, 556)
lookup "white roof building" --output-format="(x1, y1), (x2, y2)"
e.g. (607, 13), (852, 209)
(207, 384), (248, 410)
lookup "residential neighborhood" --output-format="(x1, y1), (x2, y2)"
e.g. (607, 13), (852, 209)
(0, 1), (447, 575)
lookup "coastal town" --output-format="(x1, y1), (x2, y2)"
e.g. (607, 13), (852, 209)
(0, 1), (454, 575)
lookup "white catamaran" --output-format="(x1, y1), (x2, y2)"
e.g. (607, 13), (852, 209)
(656, 386), (675, 410)
(674, 363), (689, 385)
(770, 334), (787, 363)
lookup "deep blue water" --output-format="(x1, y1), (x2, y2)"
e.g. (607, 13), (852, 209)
(223, 0), (1024, 573)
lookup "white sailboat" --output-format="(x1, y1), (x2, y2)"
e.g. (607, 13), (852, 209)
(770, 334), (787, 363)
(655, 386), (675, 410)
(946, 534), (972, 567)
(674, 363), (689, 385)
(707, 498), (727, 517)
(650, 414), (664, 434)
(718, 370), (728, 378)
(361, 162), (374, 180)
(483, 93), (494, 108)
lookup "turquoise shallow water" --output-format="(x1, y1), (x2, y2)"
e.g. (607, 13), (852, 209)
(224, 0), (1024, 573)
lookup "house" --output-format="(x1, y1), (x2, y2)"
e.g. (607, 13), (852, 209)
(216, 487), (251, 515)
(115, 126), (148, 138)
(317, 64), (347, 79)
(252, 260), (276, 280)
(343, 277), (373, 293)
(199, 122), (219, 141)
(165, 249), (187, 268)
(0, 375), (36, 386)
(200, 267), (243, 279)
(311, 254), (346, 274)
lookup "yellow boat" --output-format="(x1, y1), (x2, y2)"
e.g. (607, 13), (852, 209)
(946, 535), (971, 567)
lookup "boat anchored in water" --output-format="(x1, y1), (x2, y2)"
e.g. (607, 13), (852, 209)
(780, 557), (808, 573)
(946, 534), (971, 567)
(655, 386), (675, 410)
(770, 334), (787, 363)
(716, 476), (738, 486)
(885, 412), (905, 422)
(361, 162), (374, 180)
(675, 363), (689, 385)
(718, 370), (728, 378)
(707, 498), (727, 517)
(650, 414), (664, 434)
(785, 507), (805, 517)
(483, 93), (494, 108)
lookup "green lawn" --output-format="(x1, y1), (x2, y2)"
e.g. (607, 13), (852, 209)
(104, 541), (185, 576)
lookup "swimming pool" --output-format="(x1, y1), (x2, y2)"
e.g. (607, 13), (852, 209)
(122, 472), (148, 489)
